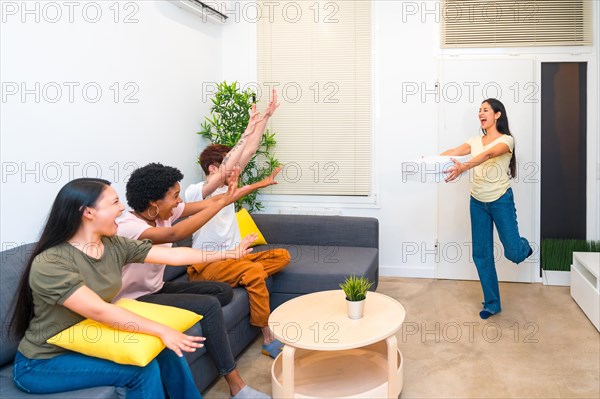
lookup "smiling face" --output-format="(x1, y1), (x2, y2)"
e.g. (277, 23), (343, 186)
(86, 185), (125, 237)
(479, 101), (501, 131)
(152, 182), (183, 220)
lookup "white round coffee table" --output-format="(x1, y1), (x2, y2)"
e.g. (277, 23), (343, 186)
(269, 290), (405, 398)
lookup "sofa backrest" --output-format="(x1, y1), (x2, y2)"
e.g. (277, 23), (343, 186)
(252, 214), (379, 248)
(0, 243), (36, 367)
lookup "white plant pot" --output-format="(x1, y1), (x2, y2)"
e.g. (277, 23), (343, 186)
(346, 299), (365, 319)
(542, 269), (571, 286)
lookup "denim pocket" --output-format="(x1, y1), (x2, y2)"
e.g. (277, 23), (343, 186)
(13, 353), (33, 393)
(12, 352), (47, 393)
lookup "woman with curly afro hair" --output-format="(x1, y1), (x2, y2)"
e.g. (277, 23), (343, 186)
(114, 162), (278, 399)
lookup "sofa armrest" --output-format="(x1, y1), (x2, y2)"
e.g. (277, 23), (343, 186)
(251, 214), (378, 248)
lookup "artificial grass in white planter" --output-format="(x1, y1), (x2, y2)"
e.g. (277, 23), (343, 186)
(541, 239), (600, 286)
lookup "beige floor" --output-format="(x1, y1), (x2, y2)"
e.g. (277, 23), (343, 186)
(204, 277), (600, 398)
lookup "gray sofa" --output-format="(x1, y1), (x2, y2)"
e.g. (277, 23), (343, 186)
(0, 214), (378, 398)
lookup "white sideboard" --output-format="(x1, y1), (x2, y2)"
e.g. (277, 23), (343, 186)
(570, 252), (600, 332)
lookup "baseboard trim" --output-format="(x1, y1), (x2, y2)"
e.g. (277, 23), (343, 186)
(380, 265), (436, 278)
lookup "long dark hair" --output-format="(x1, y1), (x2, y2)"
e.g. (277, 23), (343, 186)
(9, 178), (111, 339)
(482, 98), (516, 178)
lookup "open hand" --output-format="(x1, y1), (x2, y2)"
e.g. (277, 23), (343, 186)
(257, 165), (283, 189)
(227, 233), (258, 259)
(160, 328), (205, 357)
(444, 158), (465, 182)
(262, 89), (280, 118)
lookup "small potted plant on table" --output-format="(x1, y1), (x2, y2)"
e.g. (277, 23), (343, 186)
(340, 275), (373, 319)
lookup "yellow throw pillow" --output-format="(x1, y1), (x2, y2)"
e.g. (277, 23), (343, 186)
(47, 299), (202, 367)
(235, 208), (267, 246)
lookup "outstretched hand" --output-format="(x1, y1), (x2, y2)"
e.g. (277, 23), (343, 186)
(228, 233), (258, 259)
(444, 158), (465, 182)
(257, 165), (283, 189)
(262, 89), (280, 119)
(231, 165), (283, 200)
(242, 104), (261, 138)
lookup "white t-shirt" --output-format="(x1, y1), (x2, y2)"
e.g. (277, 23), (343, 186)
(113, 202), (185, 302)
(185, 182), (241, 251)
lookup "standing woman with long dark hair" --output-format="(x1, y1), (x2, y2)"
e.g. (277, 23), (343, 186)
(8, 178), (255, 397)
(442, 98), (533, 319)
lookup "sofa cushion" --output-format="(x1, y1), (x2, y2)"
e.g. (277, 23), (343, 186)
(256, 244), (378, 294)
(252, 214), (379, 248)
(0, 243), (36, 368)
(0, 366), (121, 398)
(236, 209), (267, 246)
(221, 288), (251, 331)
(47, 299), (202, 367)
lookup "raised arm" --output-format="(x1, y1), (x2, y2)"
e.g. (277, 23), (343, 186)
(137, 201), (222, 245)
(63, 286), (204, 357)
(139, 169), (246, 245)
(202, 105), (261, 197)
(444, 142), (510, 182)
(238, 165), (282, 193)
(237, 89), (280, 170)
(203, 90), (280, 198)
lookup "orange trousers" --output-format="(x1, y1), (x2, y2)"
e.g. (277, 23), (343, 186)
(188, 248), (290, 327)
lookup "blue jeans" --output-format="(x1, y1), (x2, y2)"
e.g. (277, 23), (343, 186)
(138, 281), (237, 376)
(13, 349), (202, 399)
(470, 188), (532, 314)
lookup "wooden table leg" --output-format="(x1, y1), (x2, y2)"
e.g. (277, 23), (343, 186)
(281, 345), (296, 398)
(386, 335), (398, 398)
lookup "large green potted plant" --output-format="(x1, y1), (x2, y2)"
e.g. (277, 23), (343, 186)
(541, 239), (600, 286)
(199, 81), (279, 212)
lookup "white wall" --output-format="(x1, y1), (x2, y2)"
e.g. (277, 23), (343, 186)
(221, 0), (599, 279)
(1, 1), (223, 246)
(219, 1), (441, 277)
(2, 1), (598, 278)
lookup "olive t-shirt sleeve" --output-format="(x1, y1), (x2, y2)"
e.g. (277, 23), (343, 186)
(110, 235), (154, 265)
(29, 249), (84, 306)
(29, 238), (151, 306)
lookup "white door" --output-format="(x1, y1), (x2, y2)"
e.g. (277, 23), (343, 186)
(436, 58), (537, 283)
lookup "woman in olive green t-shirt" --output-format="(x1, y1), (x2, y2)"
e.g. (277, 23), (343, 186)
(8, 178), (255, 398)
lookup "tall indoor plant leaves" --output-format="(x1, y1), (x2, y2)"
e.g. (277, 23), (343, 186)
(199, 81), (279, 212)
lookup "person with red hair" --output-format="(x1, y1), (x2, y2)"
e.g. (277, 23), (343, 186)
(186, 90), (290, 359)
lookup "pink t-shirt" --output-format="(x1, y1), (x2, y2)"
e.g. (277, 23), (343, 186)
(113, 202), (186, 302)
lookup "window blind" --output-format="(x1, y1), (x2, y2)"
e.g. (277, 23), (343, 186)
(257, 0), (372, 196)
(441, 0), (592, 48)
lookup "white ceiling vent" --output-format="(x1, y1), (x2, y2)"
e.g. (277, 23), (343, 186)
(174, 0), (228, 24)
